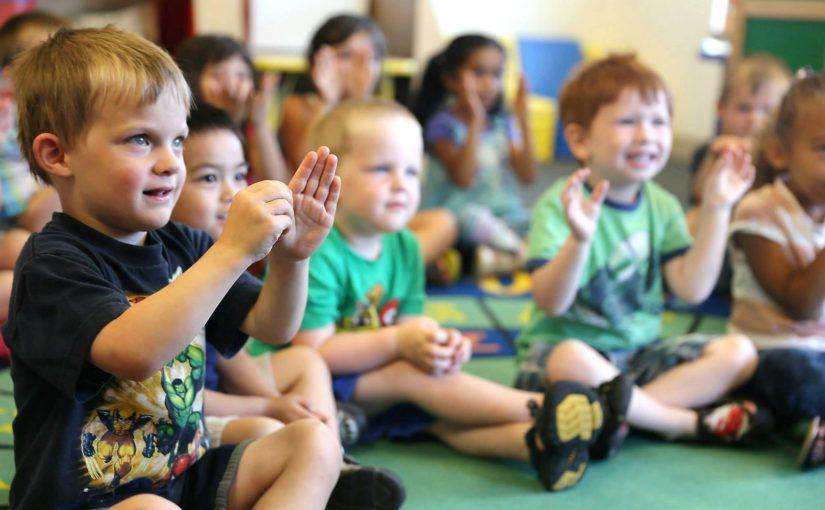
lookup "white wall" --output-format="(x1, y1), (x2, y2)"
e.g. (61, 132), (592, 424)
(415, 0), (725, 156)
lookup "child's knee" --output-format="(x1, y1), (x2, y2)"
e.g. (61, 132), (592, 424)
(545, 339), (598, 380)
(284, 344), (331, 379)
(283, 418), (342, 469)
(708, 334), (758, 377)
(224, 416), (284, 444)
(110, 494), (181, 510)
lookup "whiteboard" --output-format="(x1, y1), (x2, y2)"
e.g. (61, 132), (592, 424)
(249, 0), (369, 55)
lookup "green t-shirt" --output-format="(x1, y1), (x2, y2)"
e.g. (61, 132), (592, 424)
(516, 178), (693, 356)
(246, 226), (425, 356)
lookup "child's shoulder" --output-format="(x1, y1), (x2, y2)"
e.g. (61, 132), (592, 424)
(640, 180), (683, 214)
(733, 180), (794, 223)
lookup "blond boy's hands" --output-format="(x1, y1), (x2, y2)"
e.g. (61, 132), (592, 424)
(396, 317), (462, 376)
(217, 179), (295, 265)
(562, 168), (609, 242)
(701, 147), (755, 209)
(271, 147), (340, 261)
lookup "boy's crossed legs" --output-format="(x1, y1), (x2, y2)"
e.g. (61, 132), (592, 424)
(352, 360), (605, 490)
(545, 334), (766, 442)
(111, 419), (341, 510)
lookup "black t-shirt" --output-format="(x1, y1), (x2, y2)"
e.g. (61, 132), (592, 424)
(3, 213), (262, 509)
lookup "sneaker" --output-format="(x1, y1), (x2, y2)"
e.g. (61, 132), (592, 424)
(336, 402), (367, 448)
(524, 381), (604, 492)
(474, 245), (521, 278)
(696, 399), (773, 446)
(798, 416), (825, 470)
(590, 374), (633, 460)
(425, 248), (462, 286)
(327, 455), (406, 510)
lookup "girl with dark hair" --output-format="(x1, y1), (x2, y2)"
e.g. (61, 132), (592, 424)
(279, 14), (386, 169)
(281, 14), (458, 270)
(176, 34), (289, 183)
(413, 35), (536, 275)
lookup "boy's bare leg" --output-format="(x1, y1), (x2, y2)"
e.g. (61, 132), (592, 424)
(110, 494), (182, 509)
(430, 421), (533, 461)
(220, 416), (284, 445)
(353, 360), (542, 426)
(641, 334), (757, 408)
(228, 419), (341, 510)
(407, 209), (458, 265)
(546, 340), (697, 439)
(269, 345), (338, 438)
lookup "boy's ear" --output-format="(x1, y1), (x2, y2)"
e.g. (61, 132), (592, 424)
(32, 133), (73, 178)
(563, 123), (590, 163)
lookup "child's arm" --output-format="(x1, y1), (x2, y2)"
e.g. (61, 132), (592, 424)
(738, 235), (825, 320)
(665, 149), (754, 303)
(204, 351), (327, 422)
(90, 179), (297, 381)
(691, 135), (752, 203)
(531, 169), (608, 315)
(279, 48), (341, 168)
(89, 150), (337, 381)
(242, 148), (340, 343)
(429, 72), (486, 188)
(247, 73), (290, 183)
(293, 316), (461, 376)
(508, 74), (536, 185)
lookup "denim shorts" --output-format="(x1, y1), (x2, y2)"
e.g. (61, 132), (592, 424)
(514, 334), (713, 392)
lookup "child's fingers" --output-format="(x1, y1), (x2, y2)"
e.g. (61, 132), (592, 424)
(324, 175), (342, 216)
(591, 179), (610, 205)
(289, 150), (321, 194)
(303, 146), (331, 198)
(313, 153), (338, 203)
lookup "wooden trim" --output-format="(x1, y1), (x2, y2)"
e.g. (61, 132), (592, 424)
(744, 1), (825, 21)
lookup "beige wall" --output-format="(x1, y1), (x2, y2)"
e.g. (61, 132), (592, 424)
(414, 0), (725, 158)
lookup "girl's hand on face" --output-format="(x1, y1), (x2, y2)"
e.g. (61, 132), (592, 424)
(248, 72), (281, 129)
(458, 70), (486, 125)
(702, 148), (756, 209)
(312, 45), (344, 105)
(562, 167), (609, 243)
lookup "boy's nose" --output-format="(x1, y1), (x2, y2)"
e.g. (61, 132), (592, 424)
(153, 147), (182, 175)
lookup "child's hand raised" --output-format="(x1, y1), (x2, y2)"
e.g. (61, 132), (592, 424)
(396, 317), (459, 376)
(702, 147), (755, 209)
(217, 180), (295, 265)
(458, 71), (486, 125)
(562, 168), (609, 242)
(312, 45), (344, 105)
(271, 147), (341, 261)
(514, 73), (530, 122)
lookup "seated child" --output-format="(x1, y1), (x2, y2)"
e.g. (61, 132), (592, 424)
(279, 13), (457, 268)
(176, 34), (289, 183)
(412, 34), (536, 275)
(515, 54), (770, 456)
(728, 71), (825, 470)
(0, 10), (65, 341)
(687, 54), (791, 233)
(3, 26), (385, 509)
(271, 97), (614, 493)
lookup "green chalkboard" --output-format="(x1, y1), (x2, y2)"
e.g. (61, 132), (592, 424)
(744, 17), (825, 71)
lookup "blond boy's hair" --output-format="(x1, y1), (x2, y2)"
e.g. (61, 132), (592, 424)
(310, 98), (420, 161)
(13, 27), (191, 183)
(559, 53), (672, 132)
(719, 54), (791, 105)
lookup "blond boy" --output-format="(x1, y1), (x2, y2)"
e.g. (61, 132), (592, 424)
(4, 27), (346, 509)
(268, 98), (611, 493)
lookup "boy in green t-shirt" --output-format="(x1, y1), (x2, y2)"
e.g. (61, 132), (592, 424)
(291, 98), (609, 492)
(516, 55), (772, 459)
